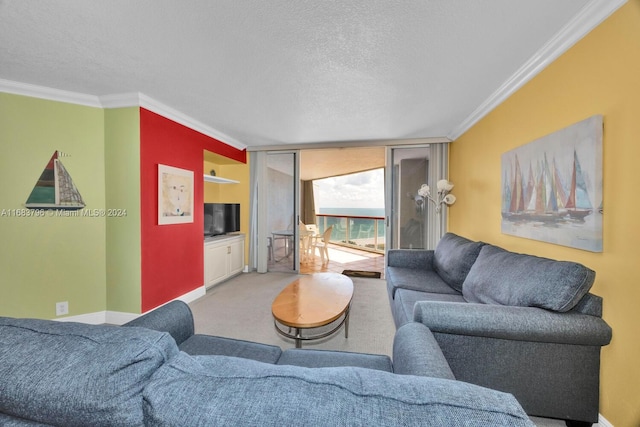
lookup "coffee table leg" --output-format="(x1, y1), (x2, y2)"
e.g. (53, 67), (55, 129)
(344, 306), (350, 339)
(295, 328), (302, 348)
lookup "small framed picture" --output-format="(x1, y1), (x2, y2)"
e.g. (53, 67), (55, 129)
(158, 164), (194, 225)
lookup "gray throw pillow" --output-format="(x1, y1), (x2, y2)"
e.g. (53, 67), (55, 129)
(433, 233), (485, 292)
(462, 245), (595, 312)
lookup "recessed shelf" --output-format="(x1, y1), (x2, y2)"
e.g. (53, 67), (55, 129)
(203, 174), (239, 184)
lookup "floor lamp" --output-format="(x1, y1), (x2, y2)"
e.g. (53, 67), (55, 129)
(416, 179), (457, 243)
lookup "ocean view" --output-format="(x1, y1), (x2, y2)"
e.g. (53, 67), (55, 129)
(316, 207), (386, 244)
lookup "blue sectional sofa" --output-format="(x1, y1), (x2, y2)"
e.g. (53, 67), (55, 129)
(0, 300), (534, 426)
(386, 232), (613, 427)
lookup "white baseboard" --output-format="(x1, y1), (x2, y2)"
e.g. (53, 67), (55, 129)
(52, 311), (107, 324)
(598, 413), (613, 427)
(52, 285), (207, 325)
(105, 311), (139, 325)
(174, 285), (207, 305)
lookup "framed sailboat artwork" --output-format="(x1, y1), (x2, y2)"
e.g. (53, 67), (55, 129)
(501, 115), (603, 252)
(25, 151), (85, 210)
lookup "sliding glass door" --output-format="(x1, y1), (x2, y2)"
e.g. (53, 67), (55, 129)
(263, 151), (300, 272)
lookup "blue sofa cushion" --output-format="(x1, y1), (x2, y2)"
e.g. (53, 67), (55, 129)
(462, 245), (596, 312)
(143, 352), (534, 426)
(0, 317), (178, 427)
(433, 233), (485, 292)
(386, 267), (461, 299)
(0, 412), (53, 426)
(277, 348), (392, 372)
(179, 334), (282, 363)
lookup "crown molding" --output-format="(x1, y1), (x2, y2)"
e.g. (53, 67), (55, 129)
(448, 0), (627, 141)
(246, 136), (451, 151)
(136, 93), (247, 150)
(100, 91), (247, 150)
(99, 92), (142, 108)
(0, 78), (102, 107)
(0, 80), (247, 151)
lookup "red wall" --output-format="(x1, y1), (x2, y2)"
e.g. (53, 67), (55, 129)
(140, 108), (246, 311)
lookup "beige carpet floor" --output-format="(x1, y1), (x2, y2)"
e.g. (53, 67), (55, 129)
(190, 271), (395, 356)
(188, 272), (572, 427)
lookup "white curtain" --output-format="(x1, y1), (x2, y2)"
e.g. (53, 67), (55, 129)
(249, 151), (268, 273)
(426, 143), (449, 249)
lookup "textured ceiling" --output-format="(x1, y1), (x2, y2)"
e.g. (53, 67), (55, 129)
(0, 1), (622, 150)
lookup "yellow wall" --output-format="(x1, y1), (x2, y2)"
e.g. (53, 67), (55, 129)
(449, 3), (640, 425)
(203, 160), (221, 202)
(203, 158), (251, 261)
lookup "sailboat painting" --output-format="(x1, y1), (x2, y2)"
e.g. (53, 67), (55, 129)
(25, 151), (85, 210)
(501, 115), (603, 252)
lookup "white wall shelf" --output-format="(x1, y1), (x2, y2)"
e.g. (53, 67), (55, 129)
(203, 174), (239, 184)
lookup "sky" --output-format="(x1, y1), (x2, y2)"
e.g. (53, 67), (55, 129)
(313, 168), (385, 209)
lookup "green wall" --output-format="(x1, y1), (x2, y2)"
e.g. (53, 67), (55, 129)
(0, 93), (107, 318)
(105, 107), (141, 313)
(0, 94), (245, 319)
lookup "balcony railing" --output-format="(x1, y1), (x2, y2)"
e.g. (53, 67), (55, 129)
(315, 214), (385, 253)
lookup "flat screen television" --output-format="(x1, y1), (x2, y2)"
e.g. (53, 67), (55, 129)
(204, 203), (240, 236)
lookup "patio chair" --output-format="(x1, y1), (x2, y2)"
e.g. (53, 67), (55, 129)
(357, 223), (374, 239)
(311, 226), (333, 264)
(299, 222), (315, 261)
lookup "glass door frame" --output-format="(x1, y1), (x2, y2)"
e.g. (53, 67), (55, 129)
(254, 150), (301, 273)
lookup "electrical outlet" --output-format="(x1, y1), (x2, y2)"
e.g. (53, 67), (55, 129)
(55, 301), (69, 316)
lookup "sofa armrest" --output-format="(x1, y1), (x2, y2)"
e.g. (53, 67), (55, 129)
(386, 249), (434, 270)
(413, 301), (612, 346)
(123, 300), (194, 346)
(392, 322), (455, 380)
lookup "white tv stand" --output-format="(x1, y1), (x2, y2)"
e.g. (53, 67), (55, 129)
(204, 234), (245, 289)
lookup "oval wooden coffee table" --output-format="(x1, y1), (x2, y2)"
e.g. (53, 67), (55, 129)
(272, 272), (354, 348)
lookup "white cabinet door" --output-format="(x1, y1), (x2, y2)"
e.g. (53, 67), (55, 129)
(204, 234), (245, 289)
(229, 238), (245, 275)
(205, 242), (230, 288)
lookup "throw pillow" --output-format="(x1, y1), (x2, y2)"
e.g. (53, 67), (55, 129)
(433, 233), (485, 292)
(462, 244), (595, 312)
